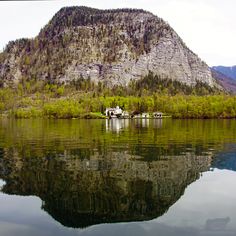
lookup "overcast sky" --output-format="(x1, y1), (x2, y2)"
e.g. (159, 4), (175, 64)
(0, 0), (235, 66)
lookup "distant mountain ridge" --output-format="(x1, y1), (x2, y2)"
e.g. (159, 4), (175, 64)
(0, 6), (221, 89)
(212, 66), (236, 80)
(211, 66), (236, 93)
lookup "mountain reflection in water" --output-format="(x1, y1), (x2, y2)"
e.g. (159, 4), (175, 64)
(0, 149), (212, 228)
(0, 118), (235, 234)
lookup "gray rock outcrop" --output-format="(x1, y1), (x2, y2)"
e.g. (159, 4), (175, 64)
(0, 7), (219, 88)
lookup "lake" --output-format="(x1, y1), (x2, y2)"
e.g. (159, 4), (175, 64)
(0, 118), (236, 236)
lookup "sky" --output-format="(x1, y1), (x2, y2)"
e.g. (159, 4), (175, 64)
(0, 0), (235, 66)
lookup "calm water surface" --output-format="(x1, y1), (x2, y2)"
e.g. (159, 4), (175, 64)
(0, 118), (236, 236)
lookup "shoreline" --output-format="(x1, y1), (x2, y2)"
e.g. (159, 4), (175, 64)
(1, 114), (236, 120)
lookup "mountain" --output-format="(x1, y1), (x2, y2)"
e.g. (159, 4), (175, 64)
(0, 6), (220, 89)
(211, 68), (236, 93)
(212, 66), (236, 80)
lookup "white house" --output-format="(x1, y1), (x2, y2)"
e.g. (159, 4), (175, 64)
(105, 106), (123, 118)
(142, 113), (149, 118)
(122, 111), (130, 118)
(153, 112), (163, 118)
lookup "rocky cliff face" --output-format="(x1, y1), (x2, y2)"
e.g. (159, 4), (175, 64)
(0, 6), (218, 88)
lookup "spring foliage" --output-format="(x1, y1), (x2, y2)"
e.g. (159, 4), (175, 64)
(0, 77), (234, 119)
